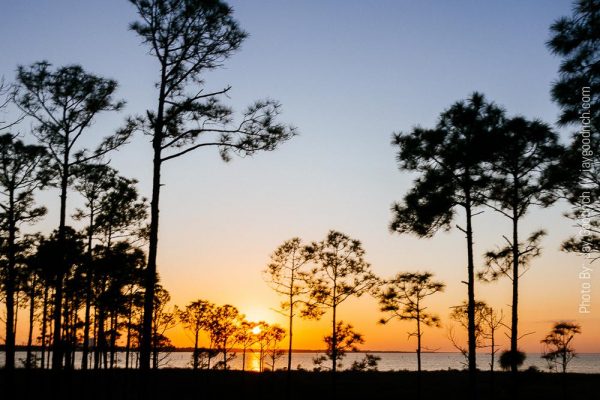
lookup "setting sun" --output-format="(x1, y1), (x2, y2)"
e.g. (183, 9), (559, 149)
(251, 326), (262, 335)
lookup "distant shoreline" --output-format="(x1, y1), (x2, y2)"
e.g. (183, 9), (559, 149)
(5, 346), (600, 355)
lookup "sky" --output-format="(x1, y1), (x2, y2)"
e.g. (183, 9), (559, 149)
(2, 0), (598, 354)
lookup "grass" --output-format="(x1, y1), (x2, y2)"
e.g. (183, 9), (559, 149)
(2, 369), (598, 400)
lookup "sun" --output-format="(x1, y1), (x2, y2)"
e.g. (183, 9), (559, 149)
(251, 326), (262, 335)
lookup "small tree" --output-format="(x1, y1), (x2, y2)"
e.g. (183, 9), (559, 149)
(541, 321), (581, 373)
(304, 230), (377, 373)
(481, 306), (504, 372)
(235, 320), (259, 371)
(178, 299), (214, 370)
(350, 354), (380, 372)
(151, 285), (178, 369)
(261, 324), (286, 371)
(206, 304), (243, 369)
(376, 272), (444, 373)
(448, 301), (489, 365)
(313, 322), (364, 371)
(264, 237), (312, 372)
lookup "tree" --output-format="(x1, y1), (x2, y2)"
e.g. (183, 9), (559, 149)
(263, 324), (286, 371)
(179, 299), (214, 369)
(481, 306), (504, 372)
(547, 0), (600, 262)
(350, 354), (380, 372)
(390, 93), (504, 387)
(547, 0), (599, 129)
(29, 227), (85, 367)
(304, 230), (377, 373)
(14, 61), (134, 369)
(0, 134), (48, 369)
(541, 321), (582, 373)
(313, 322), (364, 371)
(129, 0), (296, 370)
(151, 285), (177, 369)
(376, 272), (444, 373)
(449, 301), (504, 373)
(206, 304), (243, 369)
(72, 163), (117, 369)
(482, 115), (562, 372)
(264, 237), (312, 372)
(235, 319), (259, 371)
(94, 175), (148, 247)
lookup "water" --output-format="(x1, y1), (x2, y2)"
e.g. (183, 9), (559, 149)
(7, 351), (600, 373)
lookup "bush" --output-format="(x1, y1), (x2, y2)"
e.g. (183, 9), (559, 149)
(499, 350), (526, 371)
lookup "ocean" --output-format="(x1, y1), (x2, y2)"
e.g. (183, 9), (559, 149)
(8, 351), (600, 373)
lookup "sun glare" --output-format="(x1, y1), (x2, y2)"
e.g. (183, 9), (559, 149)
(251, 326), (262, 335)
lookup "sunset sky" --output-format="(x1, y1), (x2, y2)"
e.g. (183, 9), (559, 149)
(2, 0), (598, 353)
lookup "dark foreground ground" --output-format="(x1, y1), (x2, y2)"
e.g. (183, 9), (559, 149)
(2, 369), (598, 400)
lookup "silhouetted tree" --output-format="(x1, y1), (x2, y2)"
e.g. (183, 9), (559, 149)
(14, 61), (134, 368)
(304, 230), (377, 373)
(482, 115), (562, 372)
(0, 134), (48, 369)
(30, 228), (85, 368)
(151, 285), (177, 369)
(72, 163), (117, 369)
(94, 175), (148, 247)
(206, 304), (242, 369)
(350, 354), (380, 372)
(19, 235), (42, 369)
(179, 299), (214, 369)
(264, 237), (312, 372)
(481, 306), (504, 372)
(377, 272), (444, 373)
(313, 322), (364, 371)
(235, 319), (259, 371)
(263, 324), (286, 371)
(547, 1), (600, 262)
(390, 93), (504, 387)
(128, 0), (296, 369)
(547, 0), (599, 128)
(448, 300), (491, 367)
(541, 321), (582, 373)
(449, 301), (504, 372)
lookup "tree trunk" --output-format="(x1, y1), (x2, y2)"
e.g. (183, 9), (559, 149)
(193, 330), (199, 370)
(416, 311), (422, 373)
(510, 207), (519, 373)
(242, 347), (246, 372)
(465, 190), (477, 398)
(52, 157), (69, 370)
(331, 304), (337, 373)
(4, 195), (17, 370)
(110, 312), (116, 368)
(81, 209), (95, 370)
(41, 286), (49, 369)
(26, 277), (37, 369)
(288, 290), (293, 372)
(125, 295), (134, 369)
(140, 65), (167, 371)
